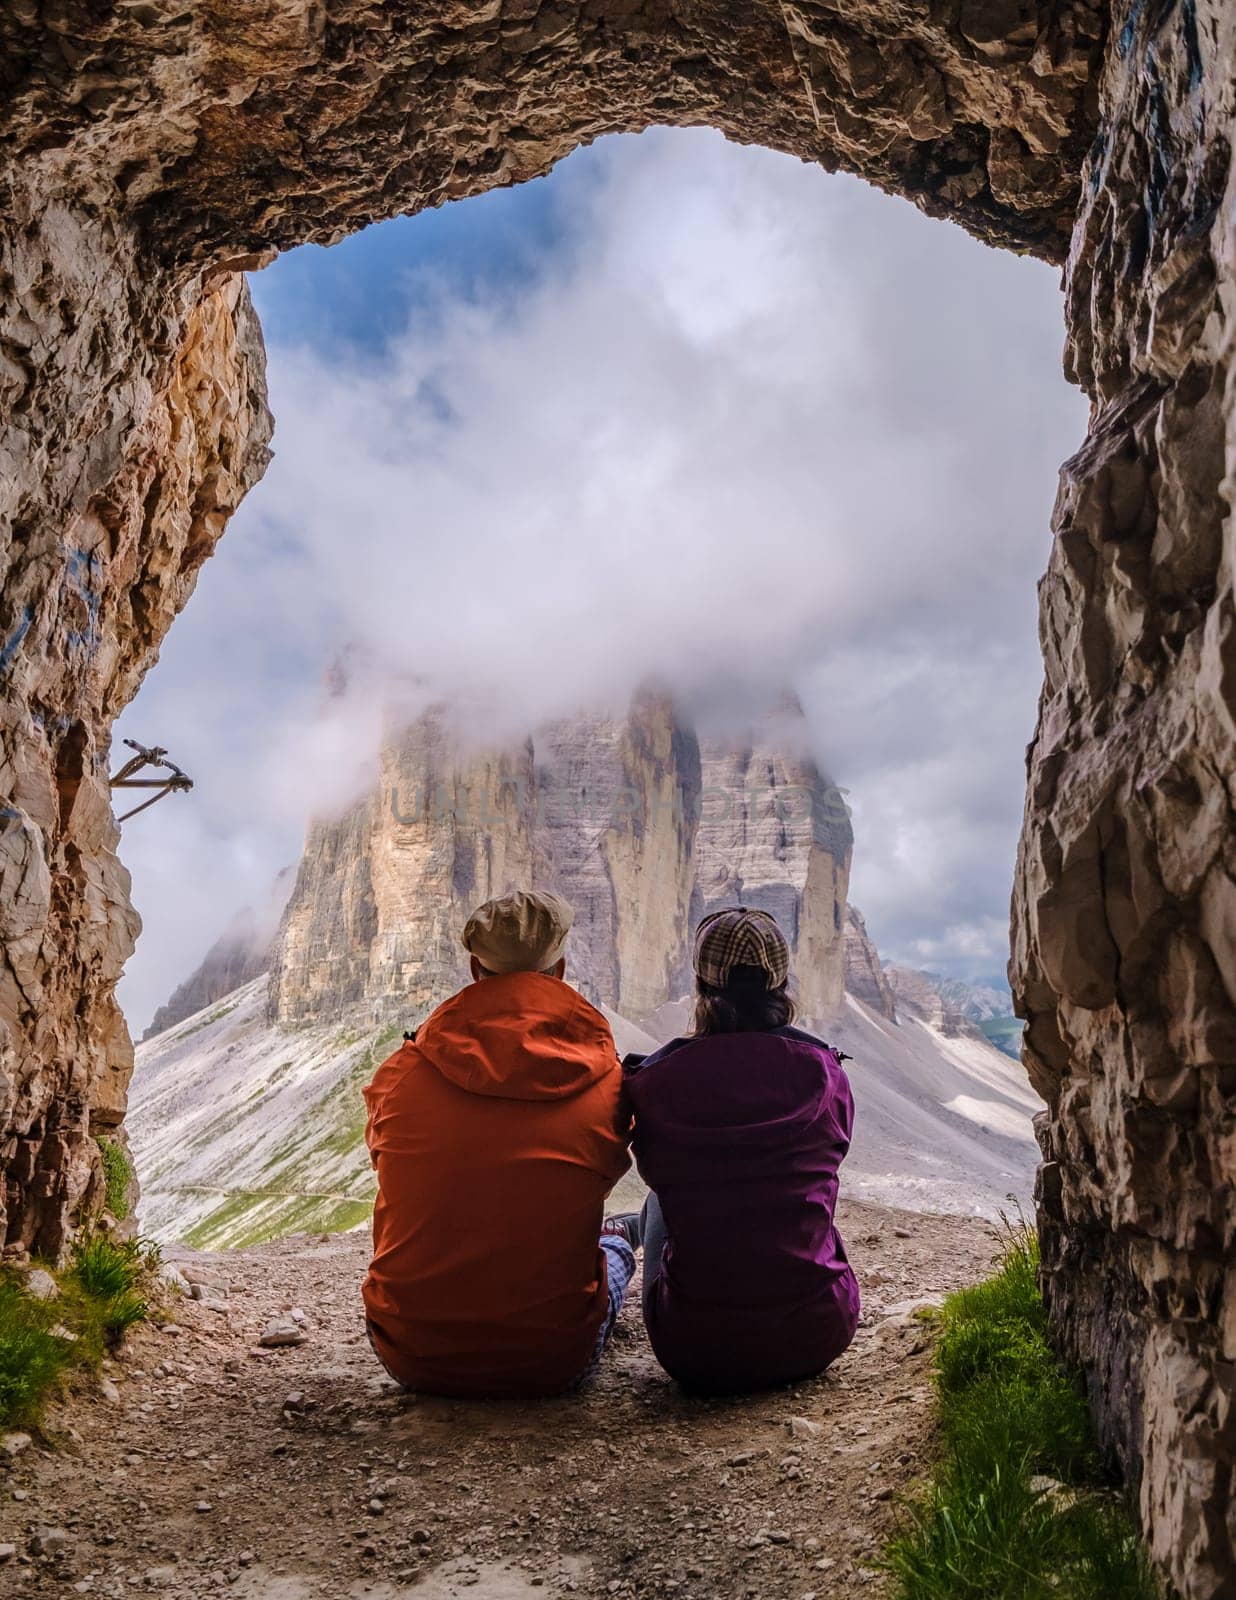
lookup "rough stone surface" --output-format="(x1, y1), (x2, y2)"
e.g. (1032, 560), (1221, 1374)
(0, 2), (1102, 268)
(0, 0), (1232, 1591)
(1009, 3), (1236, 1592)
(270, 694), (851, 1031)
(258, 1318), (307, 1350)
(0, 260), (271, 1258)
(842, 906), (898, 1021)
(23, 1266), (57, 1302)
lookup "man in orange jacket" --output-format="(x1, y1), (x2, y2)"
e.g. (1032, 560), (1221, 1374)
(363, 889), (636, 1397)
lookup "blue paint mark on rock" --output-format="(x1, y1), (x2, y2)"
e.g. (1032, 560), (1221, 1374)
(61, 547), (104, 658)
(0, 605), (34, 677)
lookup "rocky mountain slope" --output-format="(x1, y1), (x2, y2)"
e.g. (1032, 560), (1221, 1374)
(883, 964), (1025, 1060)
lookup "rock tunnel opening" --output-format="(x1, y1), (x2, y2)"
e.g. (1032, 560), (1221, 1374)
(0, 2), (1233, 1593)
(114, 122), (1081, 1264)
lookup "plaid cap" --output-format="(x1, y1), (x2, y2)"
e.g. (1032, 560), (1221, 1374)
(693, 907), (790, 990)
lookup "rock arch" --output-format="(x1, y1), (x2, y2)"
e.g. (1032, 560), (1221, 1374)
(0, 3), (1232, 1594)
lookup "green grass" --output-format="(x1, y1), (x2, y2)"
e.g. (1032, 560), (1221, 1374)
(884, 1223), (1159, 1600)
(0, 1233), (162, 1428)
(172, 1017), (397, 1251)
(66, 1234), (155, 1347)
(97, 1136), (134, 1221)
(183, 1190), (373, 1250)
(0, 1277), (74, 1427)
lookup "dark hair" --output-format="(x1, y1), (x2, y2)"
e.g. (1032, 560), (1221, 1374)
(691, 963), (796, 1036)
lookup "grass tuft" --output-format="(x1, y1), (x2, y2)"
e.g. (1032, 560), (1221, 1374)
(884, 1220), (1159, 1600)
(67, 1234), (159, 1350)
(0, 1233), (162, 1428)
(70, 1234), (145, 1301)
(0, 1278), (74, 1428)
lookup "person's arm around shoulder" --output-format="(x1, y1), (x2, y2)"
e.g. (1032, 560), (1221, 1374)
(614, 1051), (642, 1146)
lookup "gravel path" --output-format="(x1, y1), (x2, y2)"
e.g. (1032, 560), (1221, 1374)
(0, 1201), (999, 1599)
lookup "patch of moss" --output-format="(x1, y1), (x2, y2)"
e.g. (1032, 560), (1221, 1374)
(96, 1136), (133, 1221)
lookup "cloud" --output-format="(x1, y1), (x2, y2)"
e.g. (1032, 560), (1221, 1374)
(115, 127), (1087, 1029)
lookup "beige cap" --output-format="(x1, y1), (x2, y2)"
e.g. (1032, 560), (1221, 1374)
(462, 890), (574, 975)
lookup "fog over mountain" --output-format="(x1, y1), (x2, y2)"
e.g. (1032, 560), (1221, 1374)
(114, 127), (1087, 1033)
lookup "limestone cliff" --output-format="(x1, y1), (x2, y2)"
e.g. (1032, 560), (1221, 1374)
(694, 726), (853, 1022)
(842, 907), (898, 1022)
(886, 965), (987, 1038)
(270, 694), (851, 1032)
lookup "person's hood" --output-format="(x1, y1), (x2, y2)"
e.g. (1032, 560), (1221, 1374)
(625, 1028), (846, 1148)
(414, 972), (618, 1101)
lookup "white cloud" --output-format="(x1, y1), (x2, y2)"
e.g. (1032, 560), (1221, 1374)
(115, 127), (1087, 1030)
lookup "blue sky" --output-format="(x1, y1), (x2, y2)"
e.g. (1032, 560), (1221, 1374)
(251, 166), (563, 357)
(116, 129), (1088, 1030)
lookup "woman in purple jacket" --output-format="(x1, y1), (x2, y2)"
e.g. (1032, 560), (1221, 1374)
(620, 907), (860, 1394)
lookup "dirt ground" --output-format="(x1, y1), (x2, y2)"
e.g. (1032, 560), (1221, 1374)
(0, 1201), (1002, 1599)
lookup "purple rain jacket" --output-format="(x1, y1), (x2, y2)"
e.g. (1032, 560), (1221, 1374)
(624, 1025), (860, 1393)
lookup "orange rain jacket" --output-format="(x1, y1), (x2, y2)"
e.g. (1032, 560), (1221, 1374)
(362, 971), (631, 1397)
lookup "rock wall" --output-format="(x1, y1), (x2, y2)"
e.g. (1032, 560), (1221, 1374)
(0, 257), (270, 1256)
(270, 695), (851, 1031)
(0, 1), (1101, 268)
(1010, 3), (1236, 1592)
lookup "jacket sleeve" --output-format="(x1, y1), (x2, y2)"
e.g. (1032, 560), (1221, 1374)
(364, 1043), (412, 1166)
(830, 1058), (856, 1149)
